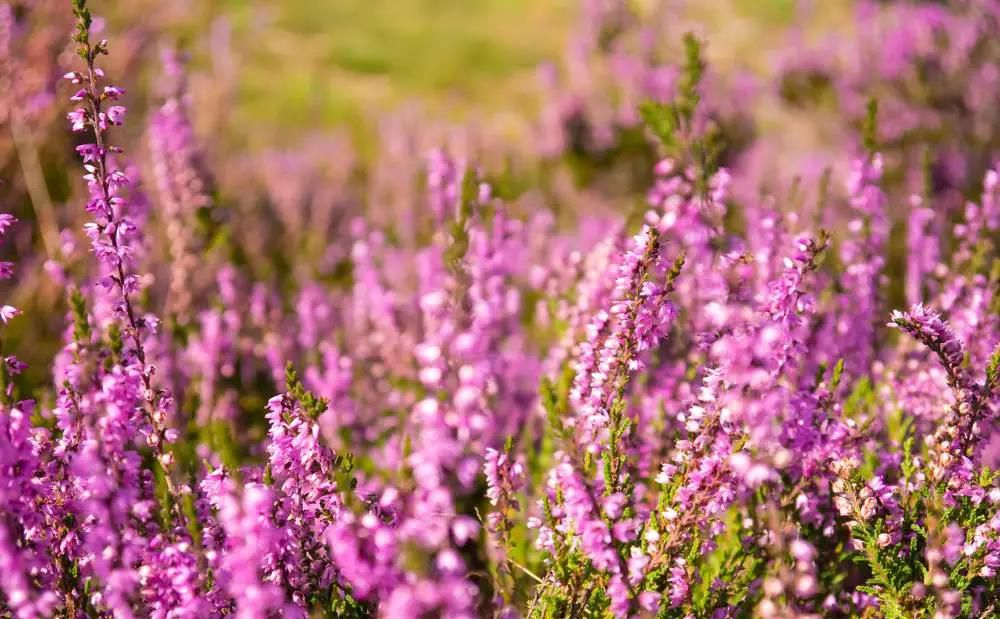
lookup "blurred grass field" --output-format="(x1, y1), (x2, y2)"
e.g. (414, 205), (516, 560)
(117, 0), (852, 146)
(210, 0), (575, 135)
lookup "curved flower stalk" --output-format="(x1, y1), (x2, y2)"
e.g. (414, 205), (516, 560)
(886, 308), (999, 614)
(889, 304), (1000, 480)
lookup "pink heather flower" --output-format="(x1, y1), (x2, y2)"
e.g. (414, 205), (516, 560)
(638, 591), (662, 613)
(888, 304), (968, 385)
(0, 305), (20, 323)
(483, 447), (525, 506)
(67, 108), (88, 131)
(103, 85), (125, 99)
(0, 214), (15, 236)
(668, 559), (690, 608)
(106, 104), (126, 125)
(608, 575), (630, 618)
(76, 143), (100, 163)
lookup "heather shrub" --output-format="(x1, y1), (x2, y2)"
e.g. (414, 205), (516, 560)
(2, 0), (1000, 618)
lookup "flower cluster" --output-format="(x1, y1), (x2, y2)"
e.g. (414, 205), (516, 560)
(3, 0), (1000, 618)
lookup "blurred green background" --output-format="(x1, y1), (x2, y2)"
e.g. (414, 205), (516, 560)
(137, 0), (576, 140)
(227, 0), (574, 124)
(115, 0), (850, 143)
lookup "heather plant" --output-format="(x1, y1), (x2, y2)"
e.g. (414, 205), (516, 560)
(2, 0), (1000, 618)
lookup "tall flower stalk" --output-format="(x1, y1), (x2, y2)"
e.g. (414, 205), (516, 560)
(65, 0), (182, 516)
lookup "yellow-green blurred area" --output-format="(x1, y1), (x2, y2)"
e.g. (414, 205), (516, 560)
(229, 0), (574, 124)
(120, 0), (575, 141)
(113, 0), (853, 144)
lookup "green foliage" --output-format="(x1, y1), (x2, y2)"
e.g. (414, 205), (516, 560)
(538, 365), (573, 462)
(830, 357), (845, 391)
(677, 33), (706, 124)
(639, 33), (723, 193)
(689, 509), (765, 614)
(986, 344), (1000, 393)
(665, 251), (686, 289)
(842, 376), (875, 420)
(527, 546), (602, 619)
(199, 419), (242, 471)
(325, 592), (375, 618)
(106, 323), (123, 366)
(71, 0), (92, 52)
(151, 452), (175, 531)
(640, 103), (676, 153)
(284, 361), (329, 420)
(224, 0), (568, 132)
(69, 287), (92, 346)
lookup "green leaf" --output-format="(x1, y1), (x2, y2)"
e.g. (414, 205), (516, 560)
(831, 357), (845, 390)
